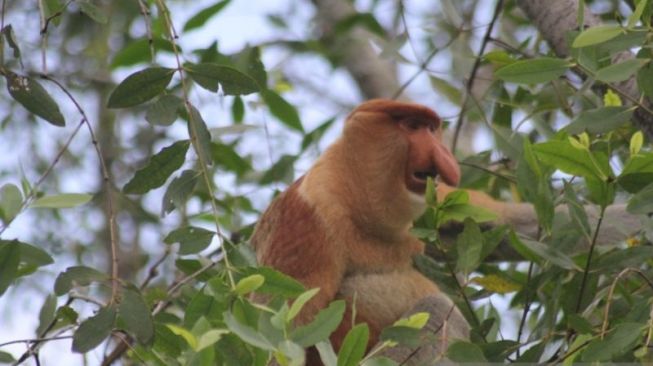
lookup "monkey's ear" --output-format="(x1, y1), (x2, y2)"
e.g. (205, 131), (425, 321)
(434, 142), (460, 186)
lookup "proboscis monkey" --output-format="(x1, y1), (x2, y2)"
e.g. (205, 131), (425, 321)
(251, 99), (501, 361)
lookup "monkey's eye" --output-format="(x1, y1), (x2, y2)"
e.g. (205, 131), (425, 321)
(427, 124), (436, 133)
(401, 119), (422, 131)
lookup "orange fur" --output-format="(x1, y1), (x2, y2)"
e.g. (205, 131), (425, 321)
(251, 100), (473, 364)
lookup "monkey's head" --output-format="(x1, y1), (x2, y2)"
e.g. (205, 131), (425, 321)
(335, 99), (460, 231)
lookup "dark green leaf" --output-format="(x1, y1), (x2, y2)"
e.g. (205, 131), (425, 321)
(479, 340), (520, 362)
(594, 246), (653, 272)
(232, 47), (267, 87)
(37, 294), (57, 335)
(0, 239), (53, 268)
(456, 218), (484, 274)
(447, 341), (487, 362)
(5, 72), (65, 126)
(146, 94), (183, 126)
(0, 243), (19, 296)
(164, 226), (215, 255)
(123, 140), (190, 194)
(572, 25), (623, 47)
(186, 63), (259, 95)
(260, 155), (296, 185)
(492, 126), (524, 161)
(161, 169), (199, 216)
(119, 286), (154, 344)
(78, 1), (108, 24)
(301, 117), (336, 152)
(186, 105), (213, 166)
(0, 351), (15, 363)
(107, 67), (175, 108)
(1, 25), (21, 60)
(54, 266), (107, 296)
(581, 322), (644, 361)
(361, 357), (397, 366)
(42, 0), (62, 26)
(565, 106), (633, 134)
(619, 153), (653, 193)
(429, 76), (462, 106)
(232, 96), (245, 122)
(212, 143), (252, 177)
(334, 13), (385, 37)
(291, 300), (346, 347)
(110, 38), (177, 69)
(72, 306), (116, 353)
(261, 90), (304, 132)
(563, 182), (591, 239)
(337, 324), (369, 366)
(183, 0), (232, 32)
(636, 49), (653, 99)
(379, 326), (422, 348)
(627, 182), (653, 214)
(515, 235), (580, 270)
(567, 314), (593, 334)
(494, 58), (570, 84)
(595, 59), (647, 83)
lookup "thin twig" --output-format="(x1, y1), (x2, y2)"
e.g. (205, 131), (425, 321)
(516, 262), (535, 357)
(451, 0), (504, 152)
(0, 336), (72, 349)
(41, 74), (121, 306)
(136, 0), (155, 61)
(574, 206), (606, 313)
(601, 268), (653, 338)
(139, 247), (171, 290)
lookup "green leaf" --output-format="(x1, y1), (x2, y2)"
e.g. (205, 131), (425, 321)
(0, 183), (22, 222)
(239, 266), (305, 298)
(379, 326), (422, 348)
(119, 286), (154, 344)
(1, 25), (21, 62)
(260, 154), (297, 185)
(494, 57), (570, 84)
(595, 58), (648, 83)
(630, 131), (644, 156)
(186, 105), (214, 166)
(261, 90), (304, 132)
(316, 341), (338, 366)
(361, 357), (397, 366)
(72, 306), (116, 353)
(619, 153), (653, 193)
(337, 324), (369, 366)
(334, 13), (385, 37)
(166, 324), (198, 350)
(429, 76), (462, 105)
(0, 239), (53, 267)
(447, 341), (487, 362)
(107, 67), (175, 108)
(5, 72), (65, 126)
(110, 38), (176, 69)
(54, 266), (107, 296)
(123, 140), (190, 194)
(223, 311), (275, 351)
(232, 96), (245, 122)
(161, 169), (199, 216)
(627, 182), (653, 214)
(0, 243), (19, 296)
(197, 329), (229, 351)
(78, 1), (108, 24)
(636, 49), (653, 99)
(212, 142), (252, 177)
(31, 193), (93, 208)
(146, 94), (182, 126)
(511, 234), (580, 270)
(628, 0), (648, 28)
(37, 294), (57, 335)
(234, 274), (265, 296)
(183, 0), (232, 31)
(572, 25), (623, 48)
(0, 351), (15, 363)
(565, 106), (633, 134)
(533, 141), (606, 180)
(581, 322), (644, 361)
(164, 226), (215, 255)
(288, 288), (320, 322)
(186, 63), (259, 95)
(456, 218), (484, 274)
(291, 300), (346, 347)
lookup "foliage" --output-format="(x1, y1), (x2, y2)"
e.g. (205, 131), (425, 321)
(0, 0), (653, 365)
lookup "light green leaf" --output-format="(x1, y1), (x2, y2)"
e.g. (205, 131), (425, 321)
(234, 274), (265, 296)
(0, 243), (19, 296)
(456, 218), (484, 274)
(107, 67), (175, 108)
(146, 94), (182, 126)
(197, 329), (229, 351)
(630, 131), (644, 156)
(31, 193), (93, 209)
(595, 58), (648, 83)
(572, 25), (623, 48)
(494, 58), (570, 84)
(0, 183), (22, 222)
(393, 312), (429, 329)
(619, 153), (653, 192)
(166, 324), (199, 350)
(316, 341), (338, 366)
(337, 324), (369, 366)
(291, 300), (346, 347)
(627, 182), (653, 214)
(582, 322), (644, 361)
(447, 341), (488, 362)
(223, 311), (275, 351)
(533, 141), (606, 180)
(565, 106), (633, 134)
(287, 288), (320, 322)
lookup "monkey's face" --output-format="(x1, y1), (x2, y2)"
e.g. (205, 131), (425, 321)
(399, 117), (460, 195)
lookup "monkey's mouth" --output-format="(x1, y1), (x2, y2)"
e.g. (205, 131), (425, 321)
(407, 170), (438, 193)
